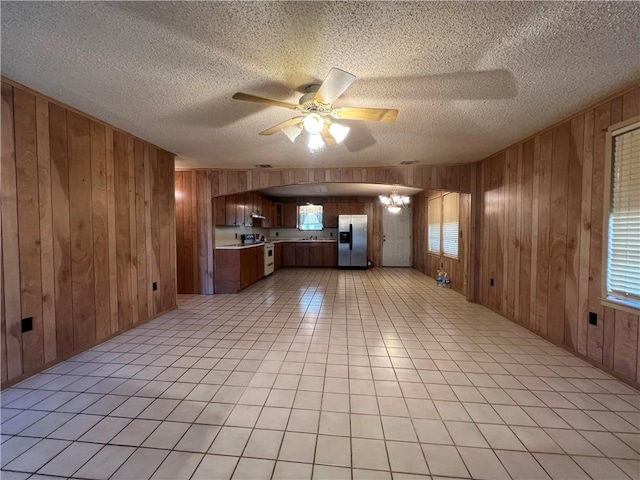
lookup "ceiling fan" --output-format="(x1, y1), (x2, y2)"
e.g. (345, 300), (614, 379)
(232, 68), (398, 152)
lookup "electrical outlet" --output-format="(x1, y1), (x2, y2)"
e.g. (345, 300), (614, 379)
(152, 282), (158, 291)
(490, 278), (494, 287)
(21, 317), (33, 333)
(589, 312), (597, 326)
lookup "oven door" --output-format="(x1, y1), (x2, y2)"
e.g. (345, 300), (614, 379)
(264, 245), (275, 276)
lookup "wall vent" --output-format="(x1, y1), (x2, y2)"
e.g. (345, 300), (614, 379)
(256, 164), (273, 168)
(400, 161), (419, 165)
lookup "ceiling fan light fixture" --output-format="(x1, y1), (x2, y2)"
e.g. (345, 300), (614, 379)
(282, 124), (302, 143)
(302, 113), (324, 135)
(328, 122), (350, 144)
(307, 133), (325, 153)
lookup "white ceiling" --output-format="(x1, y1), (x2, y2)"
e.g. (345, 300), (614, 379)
(258, 182), (422, 198)
(2, 2), (638, 170)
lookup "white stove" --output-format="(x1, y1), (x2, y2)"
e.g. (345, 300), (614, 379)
(264, 242), (274, 276)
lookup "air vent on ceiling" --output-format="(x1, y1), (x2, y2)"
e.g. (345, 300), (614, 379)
(400, 160), (419, 165)
(256, 164), (273, 168)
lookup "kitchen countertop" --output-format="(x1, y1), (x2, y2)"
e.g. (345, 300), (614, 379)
(216, 239), (337, 249)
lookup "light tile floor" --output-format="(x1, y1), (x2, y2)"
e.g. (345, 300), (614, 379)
(1, 268), (639, 480)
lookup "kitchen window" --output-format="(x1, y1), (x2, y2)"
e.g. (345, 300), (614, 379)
(603, 119), (640, 307)
(428, 192), (459, 259)
(298, 204), (323, 231)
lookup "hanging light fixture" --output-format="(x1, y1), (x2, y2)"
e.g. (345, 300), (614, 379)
(379, 185), (410, 214)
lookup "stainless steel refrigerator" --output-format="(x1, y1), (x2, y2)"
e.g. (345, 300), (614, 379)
(338, 214), (368, 268)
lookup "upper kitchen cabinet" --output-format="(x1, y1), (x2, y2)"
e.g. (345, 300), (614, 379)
(323, 202), (337, 228)
(225, 195), (237, 226)
(283, 203), (297, 228)
(214, 196), (226, 226)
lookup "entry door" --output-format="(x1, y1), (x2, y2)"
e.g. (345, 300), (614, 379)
(383, 207), (411, 266)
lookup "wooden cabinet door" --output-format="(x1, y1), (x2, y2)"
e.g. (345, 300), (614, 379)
(240, 249), (251, 288)
(322, 245), (336, 267)
(351, 202), (365, 214)
(309, 245), (323, 267)
(249, 246), (258, 284)
(235, 193), (246, 227)
(275, 203), (283, 227)
(275, 244), (282, 269)
(283, 244), (296, 266)
(295, 244), (310, 266)
(284, 203), (297, 228)
(214, 196), (226, 226)
(337, 202), (350, 218)
(323, 202), (337, 228)
(244, 192), (254, 226)
(256, 247), (265, 279)
(226, 195), (236, 226)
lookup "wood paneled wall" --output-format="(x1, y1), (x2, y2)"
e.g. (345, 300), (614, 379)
(175, 171), (214, 295)
(175, 164), (476, 294)
(413, 191), (471, 296)
(475, 85), (640, 384)
(1, 79), (177, 387)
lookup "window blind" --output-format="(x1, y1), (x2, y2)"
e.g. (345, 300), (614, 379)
(442, 192), (460, 259)
(607, 125), (640, 301)
(428, 196), (441, 254)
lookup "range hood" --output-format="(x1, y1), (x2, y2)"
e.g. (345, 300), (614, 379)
(251, 212), (266, 219)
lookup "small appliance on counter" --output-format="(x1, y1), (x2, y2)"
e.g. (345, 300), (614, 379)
(240, 234), (258, 245)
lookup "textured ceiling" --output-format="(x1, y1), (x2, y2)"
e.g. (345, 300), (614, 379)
(2, 1), (638, 170)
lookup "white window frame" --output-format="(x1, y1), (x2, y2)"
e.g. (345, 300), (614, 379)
(298, 204), (324, 231)
(602, 116), (640, 313)
(427, 191), (460, 260)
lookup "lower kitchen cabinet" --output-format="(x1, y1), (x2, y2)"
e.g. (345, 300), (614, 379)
(215, 245), (265, 293)
(274, 243), (283, 270)
(322, 245), (336, 266)
(282, 244), (296, 267)
(279, 242), (336, 268)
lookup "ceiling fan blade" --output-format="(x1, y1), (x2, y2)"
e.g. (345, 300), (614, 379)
(320, 125), (336, 147)
(259, 117), (303, 136)
(332, 107), (398, 123)
(232, 92), (298, 110)
(314, 68), (356, 105)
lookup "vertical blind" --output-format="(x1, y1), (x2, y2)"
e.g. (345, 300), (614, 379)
(607, 125), (640, 301)
(442, 193), (460, 259)
(428, 196), (441, 254)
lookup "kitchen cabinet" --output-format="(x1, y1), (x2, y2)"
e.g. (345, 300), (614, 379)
(323, 202), (337, 228)
(309, 245), (323, 267)
(275, 203), (283, 227)
(216, 245), (265, 293)
(214, 196), (226, 226)
(244, 192), (254, 226)
(261, 197), (272, 228)
(295, 243), (310, 266)
(236, 193), (246, 226)
(274, 243), (283, 270)
(225, 195), (236, 226)
(278, 242), (336, 268)
(283, 204), (297, 228)
(282, 243), (296, 267)
(350, 203), (365, 214)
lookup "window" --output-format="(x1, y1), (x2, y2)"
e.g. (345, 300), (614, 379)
(428, 196), (441, 254)
(605, 121), (640, 304)
(427, 192), (459, 259)
(298, 204), (323, 231)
